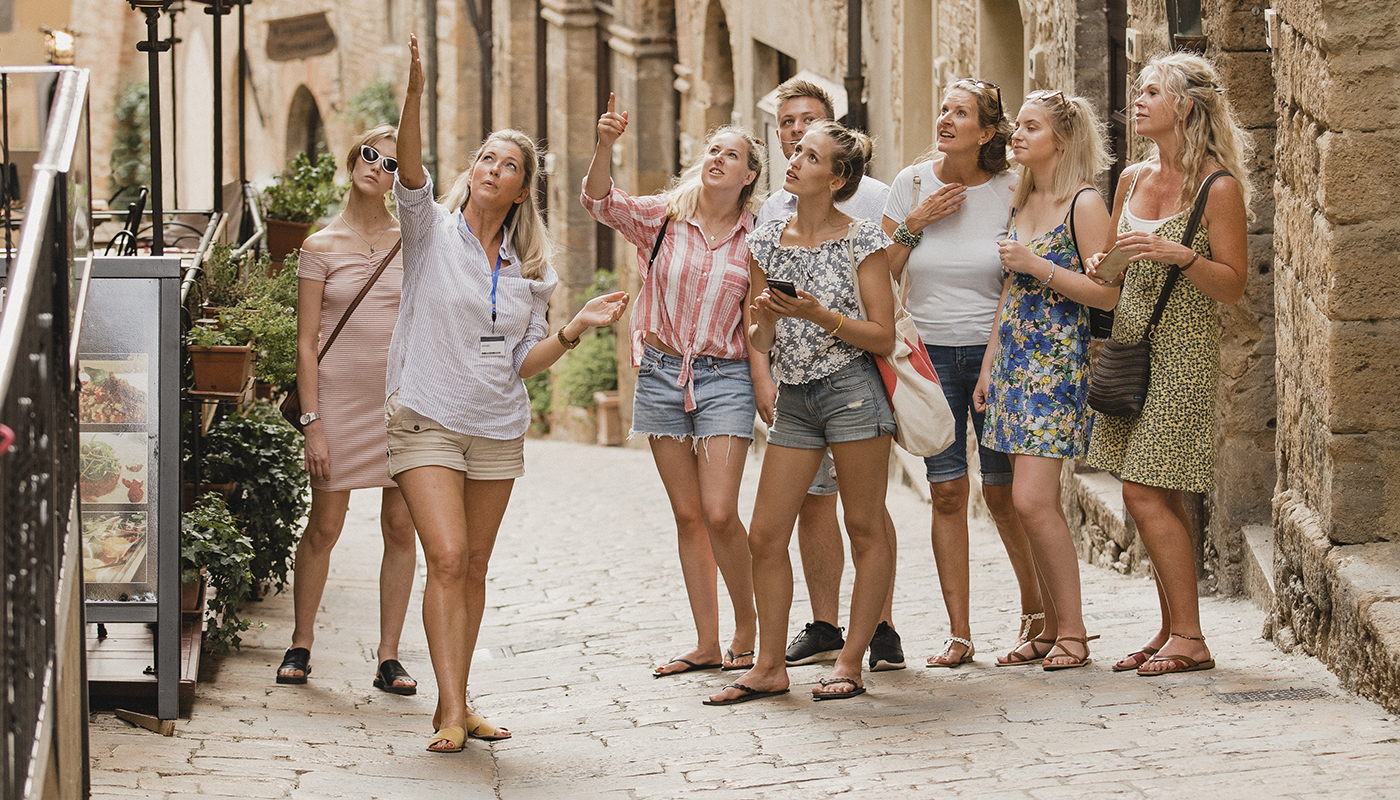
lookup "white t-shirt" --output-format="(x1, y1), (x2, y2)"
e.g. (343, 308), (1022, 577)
(756, 174), (891, 228)
(883, 163), (1016, 346)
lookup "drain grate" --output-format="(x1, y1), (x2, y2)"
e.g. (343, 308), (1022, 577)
(1216, 687), (1332, 704)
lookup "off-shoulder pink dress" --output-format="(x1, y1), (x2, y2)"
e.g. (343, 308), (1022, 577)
(296, 248), (404, 492)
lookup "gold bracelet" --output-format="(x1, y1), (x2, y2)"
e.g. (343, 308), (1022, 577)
(829, 313), (844, 335)
(557, 328), (581, 350)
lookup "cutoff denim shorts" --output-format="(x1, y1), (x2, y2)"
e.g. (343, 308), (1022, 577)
(807, 450), (838, 496)
(768, 355), (896, 450)
(922, 343), (1013, 486)
(631, 344), (756, 441)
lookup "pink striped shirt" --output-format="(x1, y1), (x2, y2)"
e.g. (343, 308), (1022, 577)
(581, 180), (754, 411)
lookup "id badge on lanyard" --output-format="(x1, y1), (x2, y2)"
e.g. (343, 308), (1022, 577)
(480, 252), (506, 357)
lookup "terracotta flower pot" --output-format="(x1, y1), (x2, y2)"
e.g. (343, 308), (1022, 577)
(265, 218), (312, 262)
(187, 345), (253, 394)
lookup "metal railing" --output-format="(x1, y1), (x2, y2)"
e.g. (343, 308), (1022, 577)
(0, 65), (92, 800)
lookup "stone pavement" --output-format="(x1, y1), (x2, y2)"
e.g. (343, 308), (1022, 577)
(90, 439), (1400, 798)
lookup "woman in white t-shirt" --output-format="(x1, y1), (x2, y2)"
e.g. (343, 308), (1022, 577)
(882, 80), (1045, 668)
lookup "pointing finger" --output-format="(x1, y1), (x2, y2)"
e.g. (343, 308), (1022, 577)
(608, 93), (616, 114)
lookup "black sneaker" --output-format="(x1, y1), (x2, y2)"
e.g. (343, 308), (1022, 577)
(785, 620), (845, 665)
(868, 621), (907, 671)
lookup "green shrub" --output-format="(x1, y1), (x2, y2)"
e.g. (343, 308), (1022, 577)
(555, 330), (617, 409)
(343, 75), (400, 130)
(525, 369), (552, 428)
(201, 401), (309, 593)
(109, 83), (150, 202)
(263, 151), (342, 224)
(181, 493), (256, 653)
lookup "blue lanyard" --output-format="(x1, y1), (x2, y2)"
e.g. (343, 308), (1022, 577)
(490, 253), (502, 329)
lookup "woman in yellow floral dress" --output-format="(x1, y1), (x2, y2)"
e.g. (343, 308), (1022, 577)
(1085, 52), (1251, 676)
(974, 90), (1117, 669)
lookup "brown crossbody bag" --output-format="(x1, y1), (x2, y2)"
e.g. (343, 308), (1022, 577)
(1086, 170), (1227, 417)
(280, 240), (402, 432)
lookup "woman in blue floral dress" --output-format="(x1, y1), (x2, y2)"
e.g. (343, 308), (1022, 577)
(973, 90), (1119, 670)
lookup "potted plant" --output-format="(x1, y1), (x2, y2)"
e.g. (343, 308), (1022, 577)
(200, 401), (309, 595)
(181, 492), (256, 653)
(262, 151), (342, 262)
(554, 328), (619, 445)
(196, 243), (252, 317)
(186, 320), (254, 395)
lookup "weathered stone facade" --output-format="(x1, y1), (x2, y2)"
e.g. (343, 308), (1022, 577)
(1268, 0), (1400, 710)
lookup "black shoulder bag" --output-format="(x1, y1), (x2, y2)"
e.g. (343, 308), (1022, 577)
(1086, 170), (1228, 417)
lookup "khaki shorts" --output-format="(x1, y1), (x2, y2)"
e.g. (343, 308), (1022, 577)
(385, 392), (524, 481)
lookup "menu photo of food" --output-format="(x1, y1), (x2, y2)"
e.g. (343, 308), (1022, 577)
(81, 511), (147, 584)
(79, 432), (149, 505)
(78, 354), (149, 426)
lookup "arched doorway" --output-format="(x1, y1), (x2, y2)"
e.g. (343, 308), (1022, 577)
(699, 0), (735, 137)
(977, 0), (1026, 116)
(284, 85), (328, 161)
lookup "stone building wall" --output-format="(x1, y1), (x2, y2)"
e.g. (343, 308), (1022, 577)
(1269, 0), (1400, 710)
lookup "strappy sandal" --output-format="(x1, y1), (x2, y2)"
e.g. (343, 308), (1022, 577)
(427, 726), (466, 753)
(812, 676), (866, 701)
(373, 659), (418, 695)
(1112, 645), (1160, 672)
(996, 637), (1054, 667)
(925, 637), (974, 668)
(1042, 634), (1100, 671)
(1017, 612), (1046, 645)
(1137, 632), (1215, 676)
(275, 647), (311, 684)
(464, 712), (512, 740)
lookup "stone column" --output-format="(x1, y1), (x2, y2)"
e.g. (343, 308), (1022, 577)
(494, 0), (541, 136)
(606, 0), (676, 433)
(1271, 0), (1400, 711)
(541, 0), (600, 322)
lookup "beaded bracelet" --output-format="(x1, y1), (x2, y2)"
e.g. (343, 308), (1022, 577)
(892, 222), (922, 249)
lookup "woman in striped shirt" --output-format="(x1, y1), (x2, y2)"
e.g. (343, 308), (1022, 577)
(395, 36), (629, 754)
(582, 94), (765, 679)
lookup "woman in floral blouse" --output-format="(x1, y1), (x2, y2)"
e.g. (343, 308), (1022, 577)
(705, 121), (895, 705)
(973, 89), (1117, 669)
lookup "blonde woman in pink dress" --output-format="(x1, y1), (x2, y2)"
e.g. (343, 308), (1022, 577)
(275, 125), (419, 696)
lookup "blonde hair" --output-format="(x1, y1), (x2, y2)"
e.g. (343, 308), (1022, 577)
(918, 79), (1011, 175)
(775, 78), (835, 121)
(439, 129), (554, 281)
(664, 126), (766, 220)
(1139, 52), (1253, 216)
(1010, 90), (1113, 209)
(805, 120), (873, 203)
(346, 124), (399, 174)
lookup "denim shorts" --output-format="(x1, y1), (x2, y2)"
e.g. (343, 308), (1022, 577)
(922, 344), (1013, 485)
(807, 450), (838, 496)
(631, 344), (756, 440)
(768, 355), (896, 450)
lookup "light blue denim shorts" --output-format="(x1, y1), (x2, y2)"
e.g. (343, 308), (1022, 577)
(768, 355), (896, 450)
(631, 344), (756, 441)
(808, 450), (838, 496)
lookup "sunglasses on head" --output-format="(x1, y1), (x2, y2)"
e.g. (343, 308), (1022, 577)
(960, 79), (1004, 118)
(360, 144), (398, 174)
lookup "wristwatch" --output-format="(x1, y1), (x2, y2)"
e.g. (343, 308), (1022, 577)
(299, 411), (320, 426)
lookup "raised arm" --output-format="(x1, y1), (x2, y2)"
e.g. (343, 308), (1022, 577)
(584, 93), (628, 201)
(396, 34), (427, 190)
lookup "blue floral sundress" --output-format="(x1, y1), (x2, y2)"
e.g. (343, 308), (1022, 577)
(984, 210), (1091, 458)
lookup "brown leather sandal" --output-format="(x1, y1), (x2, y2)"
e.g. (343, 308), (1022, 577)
(1042, 634), (1100, 671)
(1112, 645), (1160, 672)
(996, 637), (1054, 667)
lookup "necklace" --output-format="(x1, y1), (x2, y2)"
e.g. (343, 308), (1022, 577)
(341, 214), (390, 253)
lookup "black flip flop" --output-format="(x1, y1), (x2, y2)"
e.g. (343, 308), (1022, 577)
(702, 682), (790, 706)
(275, 647), (311, 685)
(721, 649), (755, 671)
(373, 658), (418, 695)
(812, 676), (865, 701)
(653, 657), (723, 678)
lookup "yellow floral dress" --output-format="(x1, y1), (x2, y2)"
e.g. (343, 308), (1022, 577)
(1086, 204), (1219, 493)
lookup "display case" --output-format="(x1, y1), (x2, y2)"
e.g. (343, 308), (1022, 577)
(78, 255), (182, 718)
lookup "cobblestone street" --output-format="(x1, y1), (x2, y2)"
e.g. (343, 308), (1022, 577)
(90, 439), (1400, 798)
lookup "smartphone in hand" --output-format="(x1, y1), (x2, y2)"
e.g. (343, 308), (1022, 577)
(1095, 246), (1130, 286)
(766, 278), (799, 297)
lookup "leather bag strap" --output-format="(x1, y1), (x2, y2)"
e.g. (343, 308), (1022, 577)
(316, 239), (401, 362)
(1144, 170), (1229, 333)
(647, 217), (671, 272)
(1064, 186), (1098, 265)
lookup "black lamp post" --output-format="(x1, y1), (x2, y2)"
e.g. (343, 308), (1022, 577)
(129, 0), (172, 255)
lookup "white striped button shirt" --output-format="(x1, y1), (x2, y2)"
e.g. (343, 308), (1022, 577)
(388, 172), (557, 440)
(580, 180), (754, 411)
